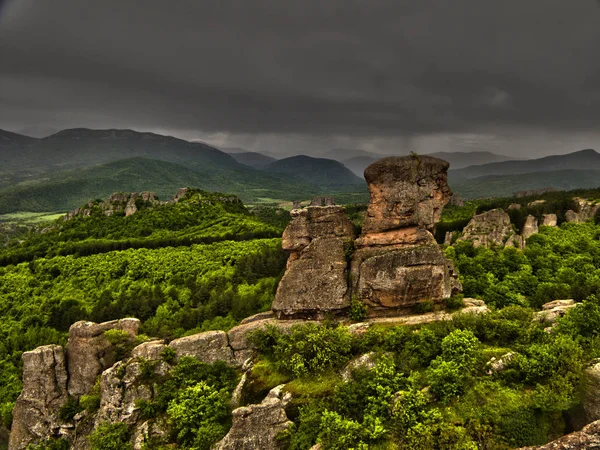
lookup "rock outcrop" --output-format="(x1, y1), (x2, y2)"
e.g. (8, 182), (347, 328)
(64, 192), (160, 220)
(9, 346), (69, 450)
(533, 300), (577, 325)
(168, 330), (236, 365)
(214, 385), (293, 450)
(351, 156), (460, 315)
(582, 361), (600, 428)
(271, 200), (355, 319)
(566, 198), (600, 223)
(519, 419), (600, 449)
(522, 215), (539, 240)
(542, 214), (558, 227)
(67, 318), (140, 397)
(457, 209), (518, 248)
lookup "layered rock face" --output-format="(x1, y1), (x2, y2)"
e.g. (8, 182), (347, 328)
(9, 346), (69, 450)
(271, 201), (355, 319)
(214, 385), (293, 450)
(67, 318), (140, 397)
(457, 209), (519, 248)
(64, 191), (160, 220)
(351, 156), (460, 314)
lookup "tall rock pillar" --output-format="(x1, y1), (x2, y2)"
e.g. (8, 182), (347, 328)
(351, 155), (460, 315)
(271, 198), (355, 319)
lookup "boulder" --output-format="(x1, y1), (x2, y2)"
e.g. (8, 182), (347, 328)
(486, 352), (515, 375)
(575, 198), (600, 222)
(340, 352), (392, 381)
(534, 300), (577, 324)
(67, 318), (140, 397)
(168, 330), (235, 365)
(522, 215), (539, 240)
(542, 214), (558, 227)
(362, 155), (451, 233)
(566, 209), (580, 223)
(213, 385), (293, 450)
(508, 203), (522, 210)
(458, 209), (517, 248)
(582, 361), (600, 427)
(9, 345), (69, 450)
(272, 202), (355, 319)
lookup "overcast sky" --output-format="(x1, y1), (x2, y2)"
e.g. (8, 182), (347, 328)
(1, 0), (599, 157)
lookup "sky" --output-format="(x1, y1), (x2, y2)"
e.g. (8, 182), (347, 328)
(1, 0), (600, 158)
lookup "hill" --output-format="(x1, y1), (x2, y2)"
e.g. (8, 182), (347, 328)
(425, 151), (518, 169)
(323, 148), (386, 161)
(450, 168), (600, 199)
(0, 157), (327, 213)
(229, 151), (277, 168)
(450, 148), (600, 181)
(265, 155), (365, 190)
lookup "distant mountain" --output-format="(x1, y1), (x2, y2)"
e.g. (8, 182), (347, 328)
(450, 149), (600, 181)
(265, 155), (365, 190)
(425, 151), (518, 170)
(17, 126), (58, 138)
(0, 157), (325, 213)
(0, 129), (37, 144)
(230, 151), (277, 168)
(323, 148), (386, 161)
(451, 169), (600, 199)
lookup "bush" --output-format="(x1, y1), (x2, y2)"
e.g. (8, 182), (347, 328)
(317, 410), (369, 450)
(440, 329), (480, 370)
(88, 422), (132, 450)
(348, 298), (367, 322)
(58, 397), (83, 422)
(272, 324), (353, 377)
(166, 381), (230, 449)
(427, 360), (464, 402)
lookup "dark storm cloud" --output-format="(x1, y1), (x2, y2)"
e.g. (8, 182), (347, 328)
(1, 0), (600, 153)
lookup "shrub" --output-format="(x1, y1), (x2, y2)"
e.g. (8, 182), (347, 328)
(160, 346), (177, 364)
(317, 410), (369, 450)
(272, 324), (353, 377)
(88, 422), (132, 450)
(348, 298), (367, 322)
(166, 381), (230, 449)
(440, 329), (480, 370)
(427, 359), (464, 402)
(58, 397), (83, 422)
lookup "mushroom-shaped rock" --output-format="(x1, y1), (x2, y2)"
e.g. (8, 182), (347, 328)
(362, 155), (451, 233)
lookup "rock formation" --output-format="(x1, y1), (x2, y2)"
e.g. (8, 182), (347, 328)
(64, 191), (160, 220)
(214, 385), (293, 450)
(271, 199), (355, 319)
(67, 318), (140, 397)
(542, 214), (558, 227)
(566, 198), (600, 223)
(520, 419), (600, 449)
(9, 346), (69, 450)
(533, 300), (577, 325)
(168, 330), (236, 365)
(457, 209), (518, 248)
(522, 215), (539, 240)
(351, 156), (460, 315)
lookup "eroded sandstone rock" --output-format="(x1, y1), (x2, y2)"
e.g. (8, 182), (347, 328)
(534, 300), (577, 325)
(522, 215), (539, 240)
(168, 330), (235, 365)
(214, 385), (293, 450)
(272, 202), (355, 319)
(519, 419), (600, 449)
(9, 345), (69, 450)
(458, 209), (517, 248)
(351, 156), (460, 315)
(542, 214), (558, 227)
(362, 155), (451, 233)
(67, 318), (140, 397)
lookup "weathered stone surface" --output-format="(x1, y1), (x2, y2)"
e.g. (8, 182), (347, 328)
(239, 311), (275, 325)
(352, 244), (458, 312)
(340, 352), (392, 381)
(168, 330), (235, 365)
(362, 155), (451, 233)
(508, 203), (522, 210)
(582, 361), (600, 427)
(458, 209), (517, 248)
(67, 318), (140, 397)
(214, 385), (293, 450)
(9, 345), (69, 450)
(522, 215), (539, 240)
(542, 214), (558, 227)
(64, 192), (159, 220)
(534, 300), (577, 324)
(566, 209), (580, 223)
(273, 204), (355, 319)
(575, 198), (600, 222)
(131, 340), (166, 360)
(519, 419), (600, 449)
